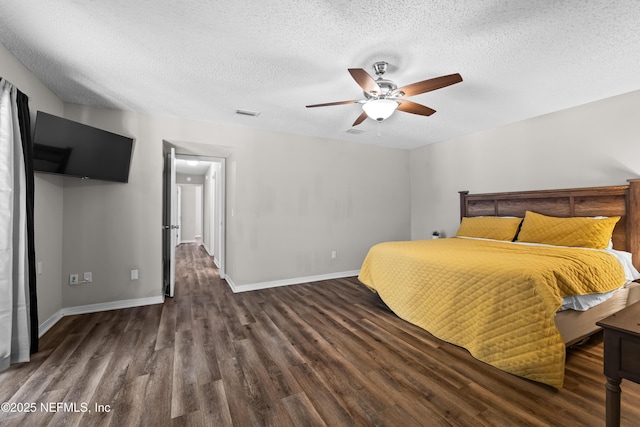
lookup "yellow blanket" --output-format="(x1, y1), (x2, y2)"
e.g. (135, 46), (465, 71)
(358, 238), (626, 388)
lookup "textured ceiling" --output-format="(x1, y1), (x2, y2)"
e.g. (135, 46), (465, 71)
(1, 1), (639, 150)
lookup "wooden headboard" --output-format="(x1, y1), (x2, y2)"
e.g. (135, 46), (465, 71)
(459, 179), (640, 270)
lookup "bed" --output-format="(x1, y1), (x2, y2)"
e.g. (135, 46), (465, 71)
(358, 179), (640, 388)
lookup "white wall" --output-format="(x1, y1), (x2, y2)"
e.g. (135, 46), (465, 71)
(225, 133), (411, 286)
(211, 162), (222, 265)
(61, 104), (411, 300)
(60, 107), (165, 307)
(177, 173), (204, 243)
(0, 41), (65, 327)
(200, 161), (224, 264)
(178, 184), (201, 242)
(203, 164), (214, 254)
(33, 175), (64, 325)
(177, 173), (204, 185)
(410, 89), (640, 240)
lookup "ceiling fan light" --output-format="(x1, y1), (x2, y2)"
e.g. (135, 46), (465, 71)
(362, 99), (399, 121)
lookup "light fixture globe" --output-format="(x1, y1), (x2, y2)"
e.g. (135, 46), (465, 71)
(362, 99), (399, 121)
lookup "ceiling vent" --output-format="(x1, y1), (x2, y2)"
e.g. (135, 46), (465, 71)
(346, 128), (366, 134)
(235, 109), (261, 117)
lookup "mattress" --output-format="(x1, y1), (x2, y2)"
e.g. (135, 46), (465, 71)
(557, 281), (640, 345)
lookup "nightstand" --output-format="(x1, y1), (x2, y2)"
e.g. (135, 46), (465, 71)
(596, 300), (640, 426)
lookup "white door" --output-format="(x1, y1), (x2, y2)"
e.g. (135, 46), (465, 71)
(163, 147), (178, 297)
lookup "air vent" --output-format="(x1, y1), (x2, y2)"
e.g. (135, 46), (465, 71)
(235, 109), (261, 117)
(346, 128), (366, 134)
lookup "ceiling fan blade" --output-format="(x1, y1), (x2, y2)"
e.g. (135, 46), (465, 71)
(348, 68), (381, 95)
(306, 100), (358, 108)
(394, 73), (462, 97)
(352, 111), (368, 126)
(397, 99), (436, 116)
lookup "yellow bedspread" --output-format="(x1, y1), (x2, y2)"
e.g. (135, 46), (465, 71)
(358, 238), (626, 388)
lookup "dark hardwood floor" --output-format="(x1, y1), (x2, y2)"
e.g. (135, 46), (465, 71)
(2, 243), (640, 426)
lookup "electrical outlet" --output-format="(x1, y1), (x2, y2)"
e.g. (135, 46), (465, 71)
(331, 250), (337, 259)
(131, 269), (139, 280)
(84, 272), (92, 283)
(69, 274), (79, 285)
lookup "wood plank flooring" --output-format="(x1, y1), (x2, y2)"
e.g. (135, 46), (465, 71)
(2, 242), (640, 426)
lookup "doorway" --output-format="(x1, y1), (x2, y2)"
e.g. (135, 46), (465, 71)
(175, 155), (226, 278)
(163, 150), (227, 297)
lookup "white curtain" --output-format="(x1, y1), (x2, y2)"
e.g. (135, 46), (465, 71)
(0, 79), (31, 372)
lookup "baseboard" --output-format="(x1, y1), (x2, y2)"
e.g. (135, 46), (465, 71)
(225, 270), (360, 293)
(39, 272), (361, 335)
(198, 243), (221, 273)
(202, 243), (213, 256)
(38, 310), (64, 337)
(38, 295), (165, 337)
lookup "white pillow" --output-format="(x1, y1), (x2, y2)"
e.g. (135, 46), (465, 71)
(605, 248), (640, 281)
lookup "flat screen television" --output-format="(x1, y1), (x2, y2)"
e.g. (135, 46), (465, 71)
(33, 112), (134, 183)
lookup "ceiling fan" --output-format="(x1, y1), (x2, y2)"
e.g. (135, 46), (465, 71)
(306, 61), (462, 126)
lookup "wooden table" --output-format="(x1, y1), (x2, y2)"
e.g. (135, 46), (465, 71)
(596, 300), (640, 427)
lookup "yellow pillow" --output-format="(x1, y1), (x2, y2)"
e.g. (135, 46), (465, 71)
(455, 216), (522, 241)
(516, 211), (619, 249)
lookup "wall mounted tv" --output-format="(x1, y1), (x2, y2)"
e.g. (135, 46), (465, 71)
(33, 112), (134, 183)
